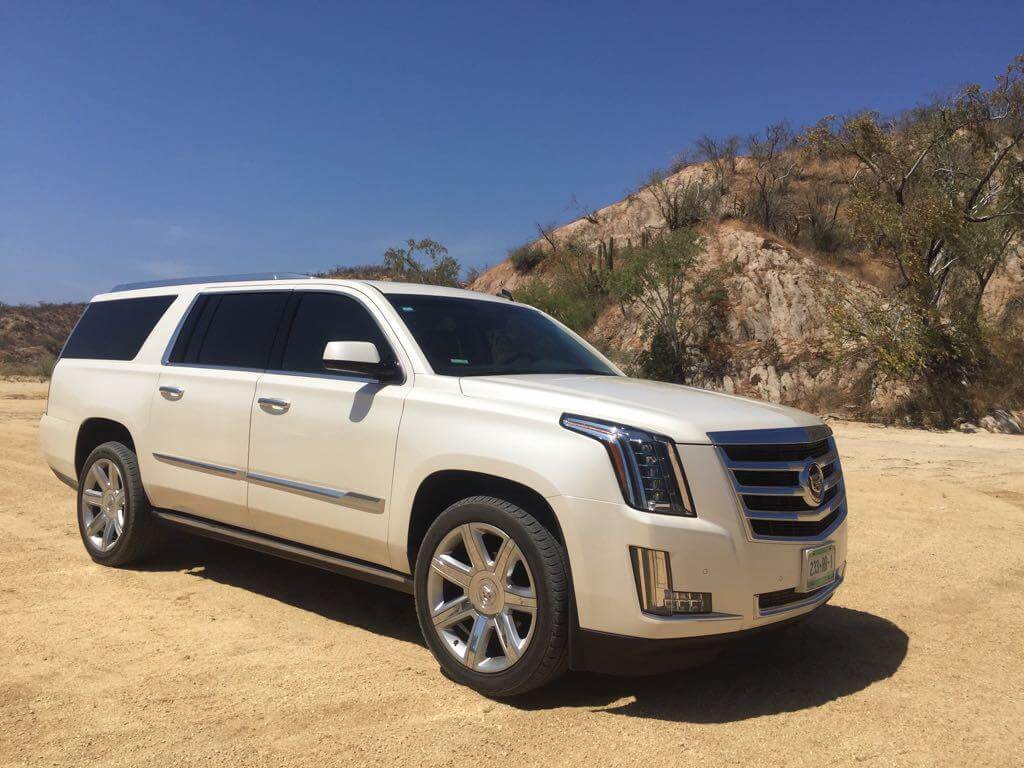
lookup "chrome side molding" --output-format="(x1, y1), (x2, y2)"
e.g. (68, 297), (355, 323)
(151, 453), (384, 514)
(246, 472), (384, 514)
(152, 452), (243, 478)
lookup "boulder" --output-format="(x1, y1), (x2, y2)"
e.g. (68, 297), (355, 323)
(979, 410), (1023, 434)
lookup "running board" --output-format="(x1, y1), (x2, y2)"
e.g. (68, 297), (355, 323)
(153, 509), (413, 594)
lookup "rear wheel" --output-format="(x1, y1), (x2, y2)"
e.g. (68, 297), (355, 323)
(77, 442), (162, 566)
(414, 496), (569, 697)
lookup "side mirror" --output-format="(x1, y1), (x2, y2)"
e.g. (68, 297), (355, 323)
(322, 341), (401, 383)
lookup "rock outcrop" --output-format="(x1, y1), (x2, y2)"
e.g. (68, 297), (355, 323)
(470, 163), (900, 417)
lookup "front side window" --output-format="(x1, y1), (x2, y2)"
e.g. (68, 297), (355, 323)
(385, 294), (616, 377)
(62, 295), (176, 360)
(279, 292), (394, 374)
(169, 291), (289, 369)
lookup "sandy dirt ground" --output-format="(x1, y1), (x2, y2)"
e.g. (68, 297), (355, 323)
(1, 380), (1022, 767)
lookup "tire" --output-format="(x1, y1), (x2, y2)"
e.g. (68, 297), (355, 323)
(414, 495), (569, 697)
(76, 441), (163, 566)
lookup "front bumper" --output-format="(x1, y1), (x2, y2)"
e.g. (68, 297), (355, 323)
(570, 602), (827, 675)
(549, 443), (848, 649)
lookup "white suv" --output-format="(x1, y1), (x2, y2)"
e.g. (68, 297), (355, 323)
(40, 273), (847, 696)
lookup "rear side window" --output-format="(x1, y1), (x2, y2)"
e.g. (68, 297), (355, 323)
(169, 291), (289, 369)
(62, 295), (176, 360)
(279, 292), (393, 374)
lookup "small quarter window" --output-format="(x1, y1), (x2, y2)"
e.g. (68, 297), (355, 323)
(62, 295), (176, 361)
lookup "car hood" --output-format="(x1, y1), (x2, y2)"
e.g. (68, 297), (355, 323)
(458, 374), (822, 444)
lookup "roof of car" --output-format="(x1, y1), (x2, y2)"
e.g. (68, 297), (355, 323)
(95, 274), (510, 305)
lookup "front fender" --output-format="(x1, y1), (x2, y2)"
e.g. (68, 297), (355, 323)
(385, 388), (623, 570)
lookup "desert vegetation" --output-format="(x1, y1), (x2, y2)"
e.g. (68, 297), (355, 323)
(485, 54), (1024, 428)
(318, 237), (462, 287)
(0, 301), (83, 377)
(5, 58), (1022, 429)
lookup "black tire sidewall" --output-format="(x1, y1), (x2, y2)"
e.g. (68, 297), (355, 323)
(76, 442), (152, 566)
(414, 497), (568, 697)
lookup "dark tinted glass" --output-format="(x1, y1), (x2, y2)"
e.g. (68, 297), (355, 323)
(190, 292), (289, 369)
(281, 292), (392, 374)
(385, 295), (616, 377)
(62, 295), (176, 360)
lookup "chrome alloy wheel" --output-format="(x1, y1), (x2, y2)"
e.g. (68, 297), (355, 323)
(426, 523), (538, 673)
(80, 459), (126, 553)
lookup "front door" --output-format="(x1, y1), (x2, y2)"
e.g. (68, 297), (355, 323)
(245, 289), (410, 566)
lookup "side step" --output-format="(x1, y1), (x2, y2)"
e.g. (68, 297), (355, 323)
(153, 509), (414, 594)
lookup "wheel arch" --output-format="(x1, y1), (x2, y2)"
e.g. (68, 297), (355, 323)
(405, 470), (565, 572)
(75, 418), (136, 479)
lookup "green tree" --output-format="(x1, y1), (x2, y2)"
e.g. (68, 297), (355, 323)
(515, 236), (611, 332)
(382, 238), (462, 287)
(808, 55), (1024, 424)
(608, 228), (736, 383)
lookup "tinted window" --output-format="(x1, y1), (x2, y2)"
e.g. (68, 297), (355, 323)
(175, 292), (289, 369)
(62, 295), (176, 360)
(280, 292), (392, 374)
(385, 295), (616, 377)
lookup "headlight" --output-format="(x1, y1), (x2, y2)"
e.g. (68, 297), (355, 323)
(560, 414), (696, 516)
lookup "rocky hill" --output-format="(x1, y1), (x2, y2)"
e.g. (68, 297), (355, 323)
(0, 302), (84, 374)
(470, 159), (1024, 420)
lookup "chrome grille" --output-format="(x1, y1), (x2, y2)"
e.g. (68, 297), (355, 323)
(709, 425), (847, 542)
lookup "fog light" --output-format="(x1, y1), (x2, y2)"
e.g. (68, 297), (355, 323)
(629, 546), (712, 616)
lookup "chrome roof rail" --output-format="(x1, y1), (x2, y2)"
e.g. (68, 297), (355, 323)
(109, 272), (315, 292)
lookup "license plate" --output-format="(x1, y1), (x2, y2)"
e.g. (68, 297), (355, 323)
(800, 543), (836, 592)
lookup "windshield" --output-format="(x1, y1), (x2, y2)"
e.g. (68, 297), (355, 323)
(385, 295), (618, 377)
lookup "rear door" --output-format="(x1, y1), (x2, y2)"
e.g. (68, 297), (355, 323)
(245, 288), (410, 566)
(146, 290), (289, 528)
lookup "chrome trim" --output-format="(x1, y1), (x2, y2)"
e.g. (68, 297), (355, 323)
(112, 272), (313, 292)
(711, 427), (847, 542)
(158, 385), (184, 400)
(264, 368), (384, 385)
(246, 471), (385, 514)
(160, 287), (407, 387)
(707, 425), (832, 445)
(256, 397), (290, 411)
(153, 510), (412, 592)
(151, 453), (385, 514)
(724, 450), (838, 472)
(746, 503), (848, 542)
(741, 491), (846, 522)
(757, 570), (845, 618)
(152, 452), (244, 478)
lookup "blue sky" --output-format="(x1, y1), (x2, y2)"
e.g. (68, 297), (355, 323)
(3, 1), (1023, 304)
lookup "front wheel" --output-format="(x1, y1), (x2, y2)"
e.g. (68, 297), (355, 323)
(414, 496), (570, 697)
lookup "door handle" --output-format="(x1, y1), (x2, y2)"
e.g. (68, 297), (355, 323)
(159, 386), (184, 401)
(258, 397), (290, 413)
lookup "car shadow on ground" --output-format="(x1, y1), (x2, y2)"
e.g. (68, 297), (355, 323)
(140, 535), (907, 723)
(141, 533), (425, 647)
(511, 604), (909, 722)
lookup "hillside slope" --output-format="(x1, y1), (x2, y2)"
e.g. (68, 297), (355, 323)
(470, 160), (1022, 417)
(0, 303), (84, 373)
